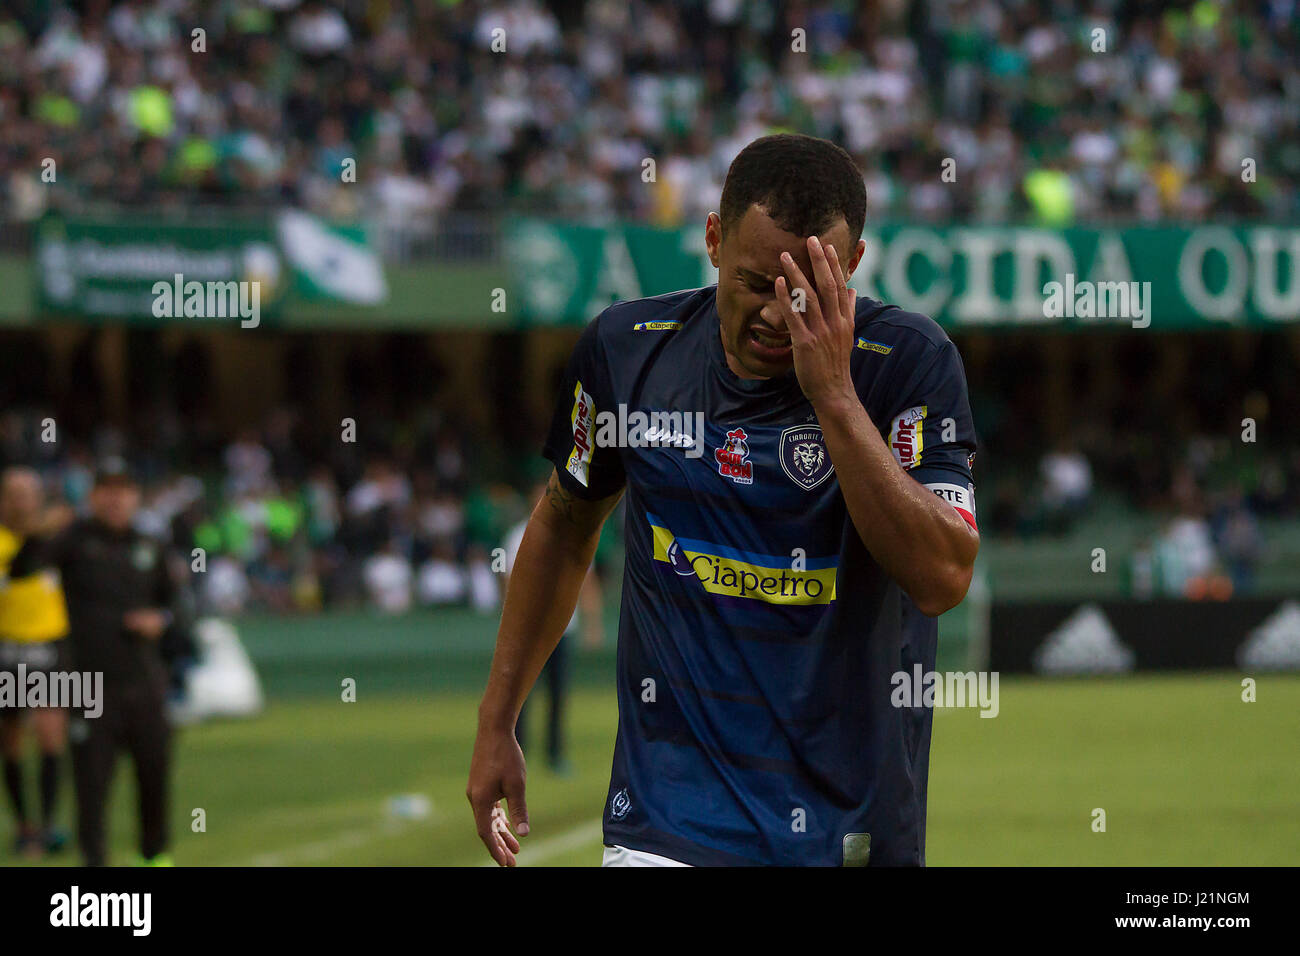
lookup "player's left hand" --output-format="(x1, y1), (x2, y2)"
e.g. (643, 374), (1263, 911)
(773, 236), (857, 408)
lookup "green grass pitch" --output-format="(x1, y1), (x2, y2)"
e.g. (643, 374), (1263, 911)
(3, 672), (1296, 866)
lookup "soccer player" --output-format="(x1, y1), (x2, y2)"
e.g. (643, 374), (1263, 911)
(0, 467), (72, 857)
(468, 134), (979, 866)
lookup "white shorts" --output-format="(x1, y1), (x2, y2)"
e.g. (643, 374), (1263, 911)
(601, 844), (692, 867)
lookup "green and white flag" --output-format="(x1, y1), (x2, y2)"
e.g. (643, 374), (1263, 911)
(277, 210), (387, 305)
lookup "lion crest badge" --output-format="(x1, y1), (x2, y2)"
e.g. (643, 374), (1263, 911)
(779, 425), (834, 490)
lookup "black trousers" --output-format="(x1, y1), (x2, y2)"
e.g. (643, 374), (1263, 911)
(70, 682), (170, 866)
(515, 635), (569, 765)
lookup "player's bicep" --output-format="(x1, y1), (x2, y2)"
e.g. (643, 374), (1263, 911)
(536, 469), (623, 541)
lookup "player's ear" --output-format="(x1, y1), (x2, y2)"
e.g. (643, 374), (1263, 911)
(705, 213), (723, 268)
(845, 238), (866, 279)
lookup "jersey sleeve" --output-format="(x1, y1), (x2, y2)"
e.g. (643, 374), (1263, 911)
(541, 314), (627, 501)
(883, 339), (979, 530)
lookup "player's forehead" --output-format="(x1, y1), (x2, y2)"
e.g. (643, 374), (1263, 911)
(727, 205), (848, 276)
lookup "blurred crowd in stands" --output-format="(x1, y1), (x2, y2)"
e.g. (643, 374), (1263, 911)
(0, 401), (624, 616)
(970, 329), (1298, 596)
(1, 351), (1296, 613)
(2, 0), (1297, 231)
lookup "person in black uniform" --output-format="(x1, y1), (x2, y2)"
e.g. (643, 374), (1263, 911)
(29, 458), (193, 866)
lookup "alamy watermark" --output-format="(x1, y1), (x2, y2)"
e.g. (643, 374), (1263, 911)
(1042, 275), (1152, 328)
(0, 666), (102, 718)
(890, 666), (1000, 717)
(578, 398), (706, 458)
(151, 273), (260, 327)
(50, 886), (150, 936)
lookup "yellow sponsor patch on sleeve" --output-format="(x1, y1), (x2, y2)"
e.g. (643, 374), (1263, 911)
(565, 380), (596, 487)
(855, 337), (893, 355)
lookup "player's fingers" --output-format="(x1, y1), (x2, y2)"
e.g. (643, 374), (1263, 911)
(490, 826), (517, 867)
(825, 241), (847, 291)
(472, 799), (511, 866)
(490, 803), (522, 854)
(808, 237), (840, 322)
(503, 777), (530, 837)
(780, 252), (823, 327)
(824, 243), (854, 319)
(775, 276), (810, 342)
(490, 804), (521, 866)
(498, 835), (518, 867)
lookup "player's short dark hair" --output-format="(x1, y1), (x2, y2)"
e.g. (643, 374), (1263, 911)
(719, 134), (866, 243)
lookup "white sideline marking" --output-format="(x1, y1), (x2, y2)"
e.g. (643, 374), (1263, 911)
(241, 811), (602, 867)
(242, 801), (440, 866)
(246, 821), (411, 866)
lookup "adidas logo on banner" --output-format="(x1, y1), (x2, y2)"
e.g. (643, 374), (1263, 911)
(1237, 600), (1300, 671)
(1032, 603), (1135, 675)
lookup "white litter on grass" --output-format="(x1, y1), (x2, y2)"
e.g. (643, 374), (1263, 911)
(385, 793), (433, 820)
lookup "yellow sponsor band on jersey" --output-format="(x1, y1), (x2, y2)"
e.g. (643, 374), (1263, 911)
(855, 337), (893, 354)
(651, 523), (836, 606)
(633, 321), (682, 332)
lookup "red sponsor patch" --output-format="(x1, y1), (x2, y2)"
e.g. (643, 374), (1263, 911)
(715, 427), (754, 485)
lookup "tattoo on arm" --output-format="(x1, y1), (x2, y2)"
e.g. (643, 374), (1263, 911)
(544, 471), (581, 525)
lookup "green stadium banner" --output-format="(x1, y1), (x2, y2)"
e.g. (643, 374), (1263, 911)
(33, 212), (389, 325)
(21, 216), (1300, 330)
(36, 215), (286, 323)
(507, 220), (1300, 330)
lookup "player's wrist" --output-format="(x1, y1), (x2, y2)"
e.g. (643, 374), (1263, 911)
(809, 385), (862, 421)
(476, 699), (520, 734)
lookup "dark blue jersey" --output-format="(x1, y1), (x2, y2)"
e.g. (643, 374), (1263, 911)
(542, 286), (977, 866)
